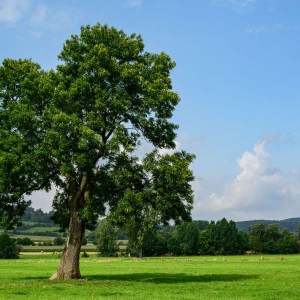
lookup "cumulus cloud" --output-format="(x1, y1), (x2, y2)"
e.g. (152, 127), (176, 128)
(209, 0), (256, 13)
(193, 138), (300, 221)
(0, 0), (30, 23)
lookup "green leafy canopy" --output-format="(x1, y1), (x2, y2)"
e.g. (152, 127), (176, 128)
(0, 23), (195, 230)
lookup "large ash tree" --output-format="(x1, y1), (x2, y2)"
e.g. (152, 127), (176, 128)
(0, 24), (195, 279)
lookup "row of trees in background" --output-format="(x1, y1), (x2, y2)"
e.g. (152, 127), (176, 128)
(249, 223), (299, 254)
(95, 218), (300, 257)
(11, 207), (300, 256)
(1, 217), (300, 259)
(0, 233), (89, 259)
(22, 208), (54, 224)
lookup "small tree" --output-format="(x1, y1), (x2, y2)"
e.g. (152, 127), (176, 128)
(43, 240), (53, 246)
(279, 228), (299, 254)
(249, 223), (267, 253)
(198, 218), (247, 255)
(168, 222), (199, 255)
(198, 230), (214, 255)
(142, 230), (168, 257)
(95, 219), (119, 257)
(109, 151), (195, 258)
(81, 236), (88, 246)
(0, 233), (20, 259)
(53, 236), (65, 246)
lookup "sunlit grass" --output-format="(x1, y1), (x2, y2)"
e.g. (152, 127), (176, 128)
(0, 254), (299, 299)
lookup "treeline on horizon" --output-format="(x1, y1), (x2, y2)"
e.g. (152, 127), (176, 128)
(20, 207), (300, 233)
(13, 207), (300, 256)
(105, 218), (300, 257)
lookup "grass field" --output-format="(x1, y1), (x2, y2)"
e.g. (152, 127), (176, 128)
(9, 234), (58, 242)
(20, 244), (97, 252)
(0, 254), (299, 299)
(22, 227), (59, 233)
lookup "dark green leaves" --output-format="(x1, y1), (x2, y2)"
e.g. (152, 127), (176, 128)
(108, 150), (195, 226)
(0, 23), (194, 233)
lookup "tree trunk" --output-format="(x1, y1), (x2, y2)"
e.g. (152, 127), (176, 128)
(138, 246), (143, 259)
(50, 210), (84, 280)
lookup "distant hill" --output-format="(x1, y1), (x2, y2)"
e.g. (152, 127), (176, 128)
(0, 207), (60, 240)
(236, 218), (300, 233)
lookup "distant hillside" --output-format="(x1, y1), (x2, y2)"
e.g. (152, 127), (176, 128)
(0, 207), (60, 240)
(236, 218), (300, 233)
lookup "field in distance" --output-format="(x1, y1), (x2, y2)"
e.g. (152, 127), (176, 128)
(0, 254), (299, 299)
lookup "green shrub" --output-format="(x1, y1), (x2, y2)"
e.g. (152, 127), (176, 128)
(0, 233), (20, 259)
(81, 251), (89, 258)
(16, 237), (35, 246)
(53, 236), (65, 246)
(42, 240), (53, 246)
(81, 236), (88, 245)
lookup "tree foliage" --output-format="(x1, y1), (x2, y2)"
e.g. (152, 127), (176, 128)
(109, 150), (195, 257)
(141, 230), (168, 257)
(53, 236), (65, 246)
(22, 207), (54, 224)
(0, 23), (184, 228)
(0, 23), (195, 279)
(15, 237), (34, 246)
(95, 218), (119, 257)
(168, 222), (199, 255)
(280, 228), (299, 254)
(198, 218), (248, 255)
(0, 233), (20, 259)
(249, 223), (299, 254)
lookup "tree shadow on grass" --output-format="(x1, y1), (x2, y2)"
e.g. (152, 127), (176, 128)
(22, 273), (259, 284)
(85, 273), (259, 284)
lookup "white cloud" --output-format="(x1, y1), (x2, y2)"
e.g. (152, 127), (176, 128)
(0, 0), (80, 36)
(47, 8), (76, 31)
(209, 0), (256, 13)
(28, 4), (81, 38)
(0, 0), (30, 23)
(126, 0), (143, 8)
(192, 138), (300, 221)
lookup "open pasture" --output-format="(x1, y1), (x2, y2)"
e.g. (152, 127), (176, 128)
(0, 254), (299, 299)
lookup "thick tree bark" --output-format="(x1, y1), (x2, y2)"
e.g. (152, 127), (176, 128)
(50, 210), (85, 280)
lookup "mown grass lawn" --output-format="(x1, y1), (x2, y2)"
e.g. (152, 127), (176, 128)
(0, 254), (299, 299)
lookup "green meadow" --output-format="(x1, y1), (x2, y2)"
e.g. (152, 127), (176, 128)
(0, 254), (299, 299)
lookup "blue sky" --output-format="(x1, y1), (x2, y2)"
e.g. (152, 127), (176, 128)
(1, 0), (300, 221)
